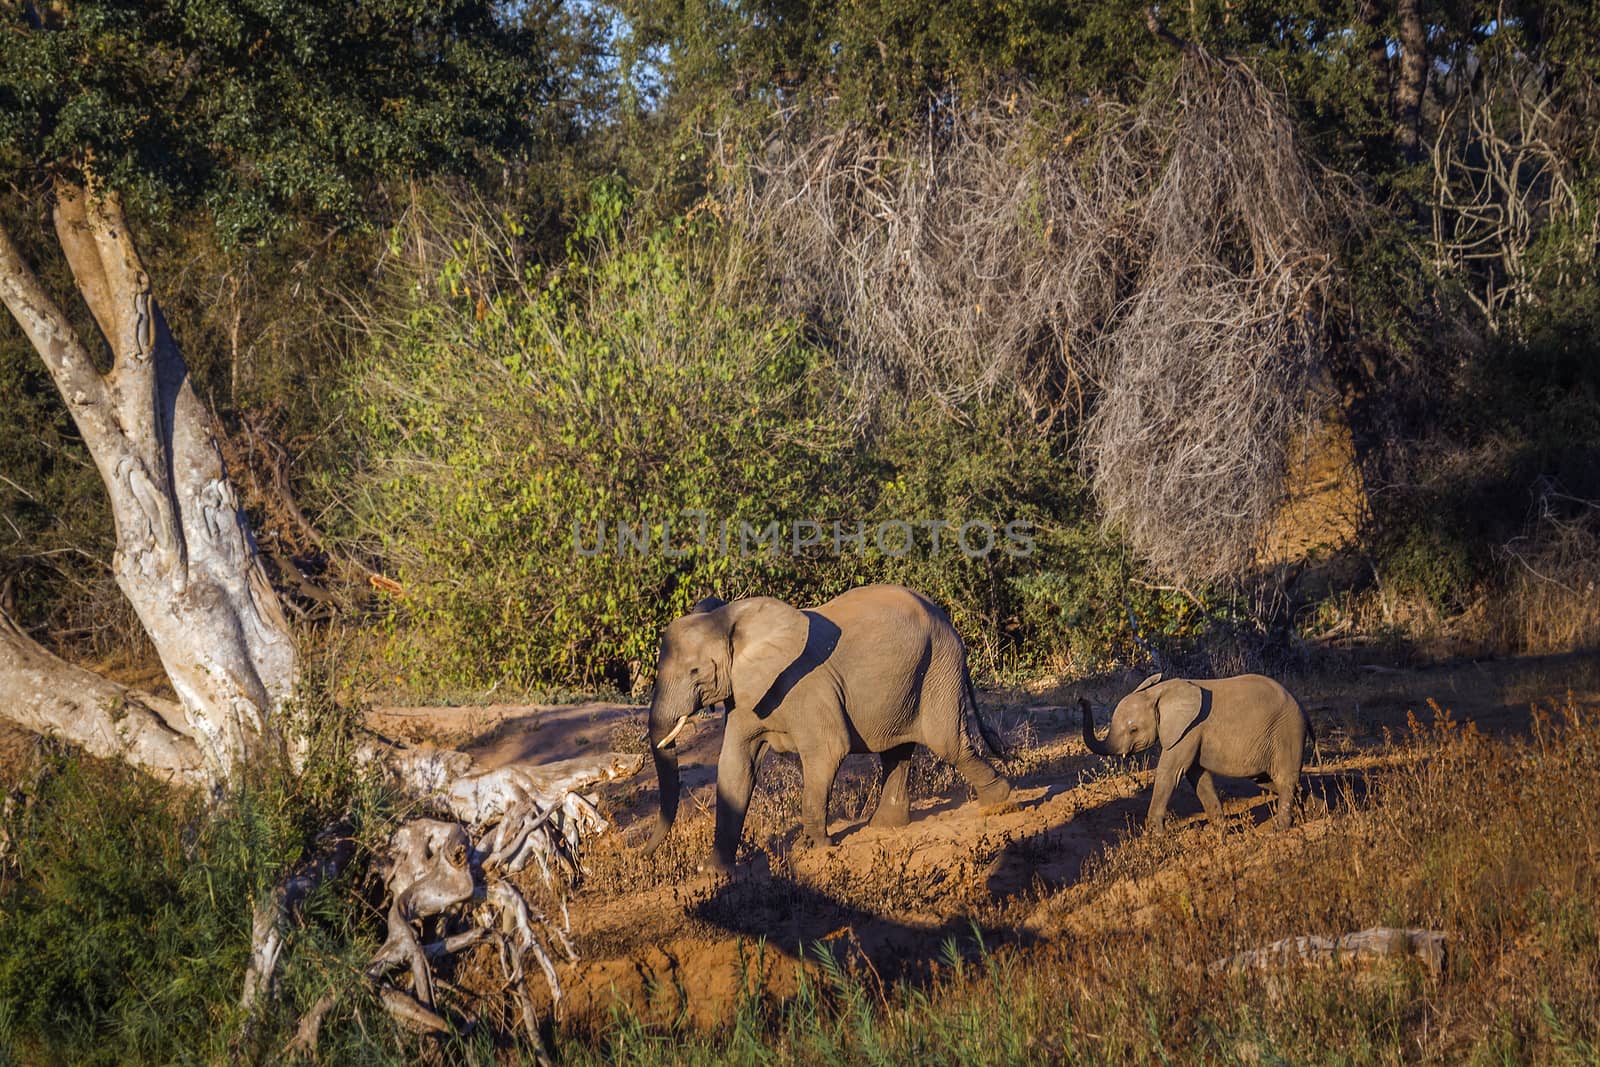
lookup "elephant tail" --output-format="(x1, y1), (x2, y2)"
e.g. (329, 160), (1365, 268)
(964, 669), (1006, 759)
(1300, 701), (1322, 767)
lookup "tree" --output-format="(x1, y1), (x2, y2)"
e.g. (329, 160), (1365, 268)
(0, 0), (553, 780)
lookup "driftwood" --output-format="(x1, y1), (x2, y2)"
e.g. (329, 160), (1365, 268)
(1209, 927), (1447, 977)
(266, 750), (642, 1057)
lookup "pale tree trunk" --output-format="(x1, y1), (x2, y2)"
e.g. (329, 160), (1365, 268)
(0, 604), (206, 784)
(0, 183), (641, 813)
(0, 183), (296, 781)
(0, 186), (647, 1049)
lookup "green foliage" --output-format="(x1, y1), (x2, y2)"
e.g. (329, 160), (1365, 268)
(0, 1), (558, 240)
(335, 186), (1188, 693)
(1376, 518), (1483, 614)
(0, 195), (136, 652)
(0, 325), (114, 625)
(0, 667), (405, 1064)
(340, 192), (868, 691)
(620, 0), (1161, 119)
(0, 752), (382, 1064)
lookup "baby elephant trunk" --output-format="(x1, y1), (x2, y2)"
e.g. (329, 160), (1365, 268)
(1080, 698), (1120, 757)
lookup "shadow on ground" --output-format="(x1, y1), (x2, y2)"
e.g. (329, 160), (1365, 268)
(689, 870), (1040, 982)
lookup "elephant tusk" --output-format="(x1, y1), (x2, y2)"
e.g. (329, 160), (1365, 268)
(656, 716), (691, 749)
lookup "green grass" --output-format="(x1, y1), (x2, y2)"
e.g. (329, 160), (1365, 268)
(0, 732), (402, 1065)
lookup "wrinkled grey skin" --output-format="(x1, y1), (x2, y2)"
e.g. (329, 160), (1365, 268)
(645, 584), (1011, 872)
(1082, 673), (1313, 833)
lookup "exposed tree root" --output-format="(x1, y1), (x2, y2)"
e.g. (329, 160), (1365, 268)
(260, 756), (640, 1058)
(0, 603), (643, 1055)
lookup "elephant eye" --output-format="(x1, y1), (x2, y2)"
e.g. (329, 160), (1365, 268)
(689, 665), (700, 676)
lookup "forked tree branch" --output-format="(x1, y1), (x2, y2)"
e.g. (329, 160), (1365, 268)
(0, 214), (121, 462)
(0, 603), (207, 784)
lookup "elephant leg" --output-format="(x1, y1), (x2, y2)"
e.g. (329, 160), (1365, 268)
(921, 684), (1004, 809)
(1268, 765), (1300, 830)
(1146, 757), (1187, 834)
(1186, 766), (1225, 831)
(954, 746), (1012, 811)
(868, 743), (916, 829)
(798, 744), (847, 849)
(709, 726), (762, 872)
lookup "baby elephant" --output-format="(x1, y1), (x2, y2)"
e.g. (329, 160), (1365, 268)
(1081, 673), (1313, 833)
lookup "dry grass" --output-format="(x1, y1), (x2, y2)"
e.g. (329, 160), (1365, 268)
(1303, 487), (1600, 662)
(1492, 494), (1600, 655)
(1006, 698), (1600, 1062)
(547, 691), (1600, 1064)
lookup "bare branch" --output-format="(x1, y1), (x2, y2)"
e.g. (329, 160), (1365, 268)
(0, 215), (121, 460)
(0, 603), (206, 784)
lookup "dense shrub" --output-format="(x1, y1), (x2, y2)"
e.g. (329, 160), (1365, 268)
(331, 188), (1199, 695)
(338, 191), (864, 692)
(0, 749), (389, 1065)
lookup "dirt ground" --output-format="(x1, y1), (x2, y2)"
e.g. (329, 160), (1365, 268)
(365, 649), (1600, 1029)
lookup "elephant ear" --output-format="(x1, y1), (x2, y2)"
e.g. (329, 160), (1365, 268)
(721, 597), (811, 714)
(1133, 672), (1164, 692)
(1153, 679), (1205, 748)
(690, 595), (728, 614)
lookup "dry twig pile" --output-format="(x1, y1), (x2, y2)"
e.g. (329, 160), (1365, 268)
(744, 54), (1339, 582)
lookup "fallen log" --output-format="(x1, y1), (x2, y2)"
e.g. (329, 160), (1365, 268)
(1209, 927), (1447, 977)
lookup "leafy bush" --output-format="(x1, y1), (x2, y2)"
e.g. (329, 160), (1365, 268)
(334, 187), (1184, 695)
(339, 189), (864, 692)
(0, 749), (391, 1065)
(1375, 517), (1483, 615)
(0, 669), (404, 1065)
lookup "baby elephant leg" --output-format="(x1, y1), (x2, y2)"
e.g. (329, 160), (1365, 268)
(1185, 765), (1225, 831)
(1269, 775), (1299, 829)
(1145, 761), (1188, 834)
(1266, 762), (1301, 830)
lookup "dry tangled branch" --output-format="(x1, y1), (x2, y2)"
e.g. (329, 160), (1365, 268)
(742, 53), (1339, 582)
(1429, 51), (1599, 333)
(743, 90), (1099, 422)
(1209, 926), (1447, 977)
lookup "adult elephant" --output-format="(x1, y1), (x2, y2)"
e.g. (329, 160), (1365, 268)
(643, 584), (1010, 872)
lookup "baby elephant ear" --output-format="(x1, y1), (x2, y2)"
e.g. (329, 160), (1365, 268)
(1134, 672), (1165, 692)
(1154, 679), (1205, 747)
(690, 595), (728, 614)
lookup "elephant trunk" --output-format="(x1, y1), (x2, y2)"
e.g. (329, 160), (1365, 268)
(1080, 698), (1120, 757)
(643, 683), (692, 854)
